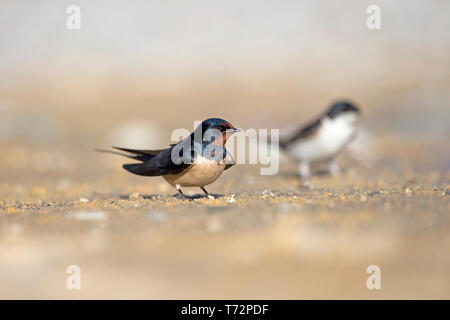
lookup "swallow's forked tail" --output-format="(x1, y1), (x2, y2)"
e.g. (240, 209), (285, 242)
(95, 146), (163, 162)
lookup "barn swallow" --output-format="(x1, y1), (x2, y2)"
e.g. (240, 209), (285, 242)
(97, 118), (239, 198)
(280, 100), (360, 178)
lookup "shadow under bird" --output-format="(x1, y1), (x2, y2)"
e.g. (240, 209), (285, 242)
(97, 118), (239, 198)
(280, 100), (360, 178)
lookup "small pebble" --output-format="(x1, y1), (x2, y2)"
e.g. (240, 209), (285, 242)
(129, 192), (143, 201)
(262, 190), (275, 197)
(7, 207), (17, 213)
(207, 195), (215, 200)
(79, 197), (89, 203)
(226, 197), (236, 204)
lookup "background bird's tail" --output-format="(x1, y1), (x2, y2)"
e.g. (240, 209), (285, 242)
(278, 138), (289, 150)
(268, 135), (289, 150)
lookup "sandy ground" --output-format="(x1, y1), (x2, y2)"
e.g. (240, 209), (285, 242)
(0, 131), (448, 299)
(1, 0), (450, 301)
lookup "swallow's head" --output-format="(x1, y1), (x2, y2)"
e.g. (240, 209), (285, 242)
(195, 118), (240, 145)
(325, 100), (360, 128)
(201, 118), (238, 132)
(326, 101), (360, 119)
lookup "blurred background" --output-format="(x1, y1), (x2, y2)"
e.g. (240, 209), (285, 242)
(0, 0), (449, 299)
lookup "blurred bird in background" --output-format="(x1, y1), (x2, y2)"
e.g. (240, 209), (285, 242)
(280, 101), (360, 178)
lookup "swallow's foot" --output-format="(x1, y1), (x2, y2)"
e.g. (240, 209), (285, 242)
(174, 184), (189, 200)
(200, 186), (210, 197)
(298, 162), (312, 179)
(174, 193), (186, 200)
(327, 160), (340, 176)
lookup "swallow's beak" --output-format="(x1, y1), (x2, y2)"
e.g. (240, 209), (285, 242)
(231, 127), (241, 133)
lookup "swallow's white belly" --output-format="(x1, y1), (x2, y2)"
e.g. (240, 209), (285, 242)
(163, 156), (227, 187)
(287, 115), (357, 162)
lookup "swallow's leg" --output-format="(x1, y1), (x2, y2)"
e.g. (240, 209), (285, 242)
(175, 184), (186, 199)
(200, 186), (209, 196)
(298, 161), (311, 178)
(327, 159), (340, 175)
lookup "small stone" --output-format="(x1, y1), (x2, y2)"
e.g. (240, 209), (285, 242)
(79, 197), (89, 203)
(360, 195), (367, 202)
(404, 188), (412, 194)
(226, 196), (236, 204)
(7, 207), (17, 213)
(128, 192), (143, 201)
(207, 195), (215, 200)
(432, 185), (438, 191)
(262, 190), (275, 197)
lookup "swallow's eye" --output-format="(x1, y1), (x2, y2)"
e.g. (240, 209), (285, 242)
(211, 136), (216, 142)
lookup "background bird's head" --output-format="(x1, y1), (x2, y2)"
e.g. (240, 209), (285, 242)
(324, 101), (360, 128)
(326, 101), (360, 119)
(192, 118), (239, 145)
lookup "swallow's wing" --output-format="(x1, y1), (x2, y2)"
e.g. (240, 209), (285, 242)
(293, 118), (321, 139)
(280, 118), (321, 148)
(224, 149), (235, 171)
(122, 141), (196, 176)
